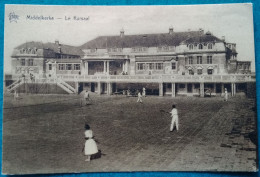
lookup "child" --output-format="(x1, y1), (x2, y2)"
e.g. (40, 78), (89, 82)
(83, 124), (98, 162)
(170, 104), (179, 132)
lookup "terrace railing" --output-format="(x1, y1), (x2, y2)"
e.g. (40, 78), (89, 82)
(55, 74), (255, 83)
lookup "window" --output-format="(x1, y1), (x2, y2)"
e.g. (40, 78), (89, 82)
(188, 69), (194, 75)
(132, 47), (148, 53)
(172, 63), (176, 70)
(49, 64), (52, 70)
(194, 84), (200, 89)
(21, 59), (25, 66)
(90, 49), (97, 53)
(197, 69), (202, 75)
(158, 46), (172, 52)
(66, 64), (72, 70)
(208, 69), (213, 75)
(179, 84), (185, 88)
(197, 56), (202, 64)
(137, 63), (145, 70)
(207, 56), (212, 64)
(208, 43), (213, 49)
(198, 44), (203, 50)
(189, 44), (194, 50)
(155, 63), (163, 70)
(74, 64), (80, 70)
(28, 59), (34, 66)
(148, 63), (154, 70)
(58, 64), (65, 70)
(108, 48), (123, 53)
(188, 56), (193, 64)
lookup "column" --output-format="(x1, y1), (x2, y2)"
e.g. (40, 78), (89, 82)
(221, 83), (225, 96)
(231, 83), (234, 96)
(107, 82), (112, 95)
(172, 83), (176, 97)
(159, 83), (163, 97)
(234, 83), (236, 96)
(85, 61), (88, 75)
(200, 82), (204, 97)
(125, 60), (129, 74)
(103, 61), (106, 74)
(75, 82), (79, 93)
(107, 61), (110, 75)
(213, 83), (216, 94)
(97, 82), (101, 95)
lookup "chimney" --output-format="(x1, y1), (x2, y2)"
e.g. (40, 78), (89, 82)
(55, 40), (59, 45)
(58, 45), (61, 53)
(199, 28), (204, 35)
(120, 28), (124, 38)
(222, 36), (225, 42)
(169, 26), (174, 35)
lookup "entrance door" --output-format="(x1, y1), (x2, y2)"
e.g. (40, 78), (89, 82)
(187, 84), (192, 93)
(78, 83), (83, 93)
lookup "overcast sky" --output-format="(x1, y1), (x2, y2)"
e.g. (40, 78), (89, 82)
(4, 3), (255, 73)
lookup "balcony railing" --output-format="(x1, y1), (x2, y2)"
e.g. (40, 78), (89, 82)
(54, 74), (255, 83)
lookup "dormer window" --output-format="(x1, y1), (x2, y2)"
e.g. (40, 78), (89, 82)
(90, 49), (97, 53)
(188, 44), (194, 50)
(198, 44), (203, 50)
(208, 43), (213, 49)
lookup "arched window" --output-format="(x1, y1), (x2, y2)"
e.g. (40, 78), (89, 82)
(188, 44), (194, 50)
(208, 43), (213, 49)
(198, 44), (203, 50)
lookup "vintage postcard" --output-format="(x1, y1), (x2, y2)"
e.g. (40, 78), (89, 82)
(2, 3), (257, 174)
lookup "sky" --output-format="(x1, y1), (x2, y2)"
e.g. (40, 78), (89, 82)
(4, 3), (255, 73)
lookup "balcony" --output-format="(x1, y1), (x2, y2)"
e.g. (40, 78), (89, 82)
(55, 74), (255, 83)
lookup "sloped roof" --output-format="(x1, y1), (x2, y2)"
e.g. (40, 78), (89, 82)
(15, 41), (84, 56)
(80, 31), (201, 49)
(182, 34), (223, 44)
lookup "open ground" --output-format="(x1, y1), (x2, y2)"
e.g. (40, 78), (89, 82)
(2, 93), (258, 174)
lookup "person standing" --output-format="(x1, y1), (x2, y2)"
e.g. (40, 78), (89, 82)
(224, 88), (228, 101)
(170, 104), (179, 132)
(14, 90), (19, 100)
(83, 124), (98, 162)
(142, 87), (146, 97)
(137, 91), (143, 103)
(84, 90), (91, 105)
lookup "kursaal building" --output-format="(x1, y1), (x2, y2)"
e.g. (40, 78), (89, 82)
(6, 28), (256, 97)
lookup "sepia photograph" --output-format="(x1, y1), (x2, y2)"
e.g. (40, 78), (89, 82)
(2, 3), (257, 174)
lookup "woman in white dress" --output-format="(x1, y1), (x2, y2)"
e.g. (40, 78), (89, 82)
(170, 104), (179, 132)
(83, 124), (98, 161)
(224, 88), (228, 101)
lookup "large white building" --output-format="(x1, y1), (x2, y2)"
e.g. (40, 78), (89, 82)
(6, 28), (255, 97)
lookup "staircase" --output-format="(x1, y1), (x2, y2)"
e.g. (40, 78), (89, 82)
(6, 79), (23, 92)
(56, 78), (77, 94)
(6, 77), (77, 94)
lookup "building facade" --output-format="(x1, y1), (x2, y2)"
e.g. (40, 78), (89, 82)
(7, 28), (255, 97)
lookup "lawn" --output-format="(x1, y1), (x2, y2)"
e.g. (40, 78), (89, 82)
(2, 93), (258, 174)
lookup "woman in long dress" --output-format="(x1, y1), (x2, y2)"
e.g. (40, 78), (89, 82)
(84, 124), (98, 161)
(224, 88), (228, 101)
